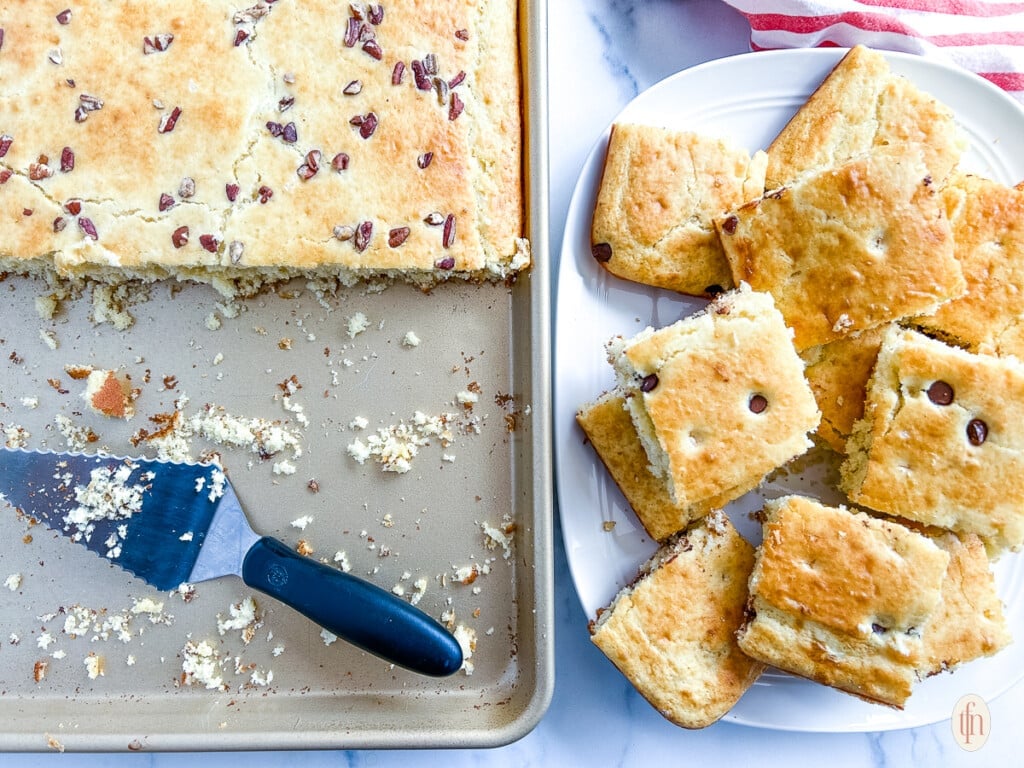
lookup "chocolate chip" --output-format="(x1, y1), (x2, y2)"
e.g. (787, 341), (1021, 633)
(721, 215), (739, 235)
(639, 373), (659, 393)
(748, 394), (768, 414)
(871, 623), (887, 634)
(927, 380), (954, 406)
(703, 284), (724, 297)
(967, 418), (988, 446)
(591, 242), (612, 263)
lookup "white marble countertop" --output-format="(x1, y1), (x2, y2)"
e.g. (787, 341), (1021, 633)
(2, 1), (1021, 765)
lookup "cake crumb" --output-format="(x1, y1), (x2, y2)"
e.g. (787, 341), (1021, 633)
(217, 596), (259, 644)
(84, 653), (105, 680)
(290, 515), (314, 530)
(4, 573), (22, 591)
(402, 331), (421, 347)
(82, 369), (137, 420)
(181, 640), (226, 691)
(346, 312), (369, 339)
(453, 624), (476, 675)
(39, 329), (58, 350)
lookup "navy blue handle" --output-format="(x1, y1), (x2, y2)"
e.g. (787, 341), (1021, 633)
(242, 536), (463, 677)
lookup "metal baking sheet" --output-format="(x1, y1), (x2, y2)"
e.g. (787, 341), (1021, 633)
(0, 0), (551, 752)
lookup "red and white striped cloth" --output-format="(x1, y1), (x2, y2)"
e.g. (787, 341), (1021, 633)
(721, 0), (1024, 102)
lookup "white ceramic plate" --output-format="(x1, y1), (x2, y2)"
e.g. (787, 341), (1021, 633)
(554, 48), (1024, 732)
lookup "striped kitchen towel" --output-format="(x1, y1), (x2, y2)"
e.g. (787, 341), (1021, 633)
(721, 0), (1024, 102)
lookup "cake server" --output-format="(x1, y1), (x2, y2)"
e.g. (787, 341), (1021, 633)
(0, 447), (463, 677)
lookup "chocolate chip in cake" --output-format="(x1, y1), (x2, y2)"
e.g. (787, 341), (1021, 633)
(591, 242), (612, 263)
(639, 373), (659, 393)
(704, 284), (724, 297)
(927, 380), (954, 406)
(171, 226), (189, 248)
(748, 394), (768, 414)
(721, 215), (739, 235)
(967, 418), (988, 446)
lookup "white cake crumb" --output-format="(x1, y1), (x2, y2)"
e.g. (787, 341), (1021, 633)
(345, 412), (454, 473)
(64, 462), (148, 558)
(453, 624), (476, 675)
(346, 312), (369, 339)
(4, 573), (21, 591)
(212, 352), (224, 365)
(456, 390), (479, 406)
(217, 597), (260, 644)
(3, 423), (30, 448)
(349, 416), (369, 430)
(481, 519), (515, 560)
(333, 551), (351, 573)
(37, 632), (55, 650)
(320, 629), (338, 646)
(179, 531), (194, 542)
(126, 654), (136, 666)
(272, 645), (285, 657)
(21, 396), (39, 409)
(273, 459), (297, 475)
(84, 653), (105, 680)
(52, 649), (66, 659)
(409, 578), (428, 606)
(205, 313), (222, 331)
(181, 640), (226, 691)
(402, 331), (421, 347)
(38, 328), (59, 350)
(290, 515), (314, 530)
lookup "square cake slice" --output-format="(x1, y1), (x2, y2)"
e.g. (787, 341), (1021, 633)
(590, 123), (767, 296)
(590, 511), (765, 729)
(913, 174), (1024, 359)
(0, 0), (527, 290)
(765, 45), (965, 189)
(737, 495), (950, 709)
(606, 285), (820, 518)
(800, 325), (887, 453)
(920, 531), (1012, 677)
(840, 327), (1024, 555)
(576, 391), (701, 541)
(716, 147), (964, 350)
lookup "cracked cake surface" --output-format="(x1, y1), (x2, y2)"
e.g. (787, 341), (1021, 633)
(0, 0), (528, 290)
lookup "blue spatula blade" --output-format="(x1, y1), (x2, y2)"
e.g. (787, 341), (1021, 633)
(0, 448), (223, 591)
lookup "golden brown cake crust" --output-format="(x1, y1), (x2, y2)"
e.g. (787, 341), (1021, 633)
(920, 531), (1012, 676)
(590, 512), (765, 729)
(0, 0), (527, 286)
(590, 123), (766, 296)
(840, 328), (1024, 555)
(800, 325), (887, 453)
(914, 173), (1024, 359)
(608, 286), (820, 511)
(717, 148), (964, 351)
(737, 495), (950, 708)
(765, 45), (964, 190)
(576, 391), (701, 541)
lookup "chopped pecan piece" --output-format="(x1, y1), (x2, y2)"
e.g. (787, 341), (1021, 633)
(158, 106), (182, 133)
(388, 227), (410, 248)
(171, 226), (189, 248)
(60, 146), (75, 172)
(354, 220), (373, 252)
(143, 34), (174, 54)
(78, 217), (98, 240)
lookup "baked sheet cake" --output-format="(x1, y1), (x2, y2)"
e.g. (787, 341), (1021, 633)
(0, 0), (528, 289)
